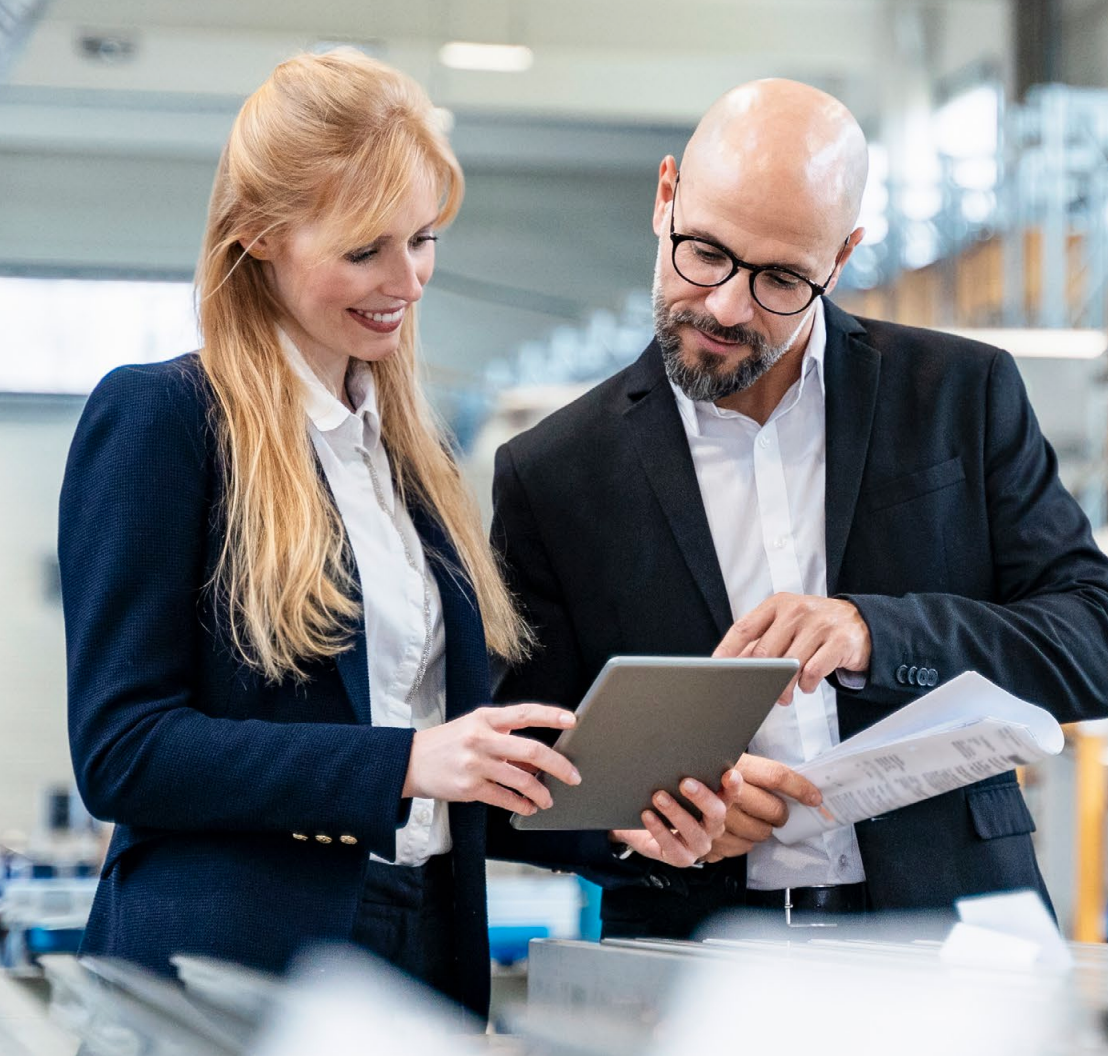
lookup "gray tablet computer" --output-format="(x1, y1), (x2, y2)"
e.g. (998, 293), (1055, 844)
(510, 655), (798, 831)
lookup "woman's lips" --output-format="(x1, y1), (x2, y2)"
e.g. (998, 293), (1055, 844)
(347, 306), (404, 334)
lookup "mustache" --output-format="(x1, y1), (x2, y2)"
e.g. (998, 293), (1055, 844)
(665, 309), (768, 352)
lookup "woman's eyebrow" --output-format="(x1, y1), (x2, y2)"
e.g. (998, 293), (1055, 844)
(354, 217), (439, 246)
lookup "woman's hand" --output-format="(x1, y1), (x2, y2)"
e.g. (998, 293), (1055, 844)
(402, 703), (580, 814)
(610, 768), (741, 868)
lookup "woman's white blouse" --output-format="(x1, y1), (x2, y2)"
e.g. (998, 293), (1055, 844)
(280, 331), (450, 866)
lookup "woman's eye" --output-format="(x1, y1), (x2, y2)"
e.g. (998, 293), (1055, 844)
(345, 234), (436, 263)
(344, 247), (377, 264)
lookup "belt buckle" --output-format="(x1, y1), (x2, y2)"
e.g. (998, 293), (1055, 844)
(784, 886), (838, 929)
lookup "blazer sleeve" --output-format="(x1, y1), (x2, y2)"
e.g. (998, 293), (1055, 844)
(841, 349), (1108, 723)
(60, 363), (414, 860)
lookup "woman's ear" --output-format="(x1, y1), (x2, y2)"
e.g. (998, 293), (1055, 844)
(239, 233), (272, 260)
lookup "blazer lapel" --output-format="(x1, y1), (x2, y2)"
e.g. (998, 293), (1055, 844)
(331, 495), (488, 726)
(823, 301), (880, 596)
(333, 591), (372, 724)
(310, 452), (374, 723)
(622, 343), (733, 638)
(409, 503), (490, 722)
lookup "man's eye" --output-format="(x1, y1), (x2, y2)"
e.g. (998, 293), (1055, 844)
(692, 243), (728, 265)
(761, 269), (802, 290)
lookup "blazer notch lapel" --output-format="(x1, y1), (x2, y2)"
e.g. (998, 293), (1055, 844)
(824, 317), (881, 596)
(622, 360), (733, 638)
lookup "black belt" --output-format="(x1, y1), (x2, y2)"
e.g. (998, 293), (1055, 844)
(745, 882), (868, 924)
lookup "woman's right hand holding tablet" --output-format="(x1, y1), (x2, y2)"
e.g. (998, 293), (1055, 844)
(402, 703), (580, 814)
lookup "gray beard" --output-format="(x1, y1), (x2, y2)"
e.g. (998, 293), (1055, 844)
(652, 278), (798, 404)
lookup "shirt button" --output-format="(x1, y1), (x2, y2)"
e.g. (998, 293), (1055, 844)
(839, 855), (848, 869)
(758, 434), (771, 449)
(773, 535), (787, 550)
(415, 807), (432, 826)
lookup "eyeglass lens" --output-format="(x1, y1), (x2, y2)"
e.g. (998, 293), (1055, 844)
(672, 240), (814, 314)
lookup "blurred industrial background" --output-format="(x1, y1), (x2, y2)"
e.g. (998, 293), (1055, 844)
(4, 0), (1108, 992)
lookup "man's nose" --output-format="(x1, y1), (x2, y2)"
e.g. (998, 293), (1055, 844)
(703, 272), (757, 328)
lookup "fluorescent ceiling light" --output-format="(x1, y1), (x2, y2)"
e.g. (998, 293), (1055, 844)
(941, 328), (1106, 359)
(438, 42), (533, 72)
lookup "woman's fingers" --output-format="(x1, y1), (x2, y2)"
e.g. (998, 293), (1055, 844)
(485, 703), (575, 733)
(478, 780), (544, 816)
(488, 760), (555, 810)
(495, 730), (581, 787)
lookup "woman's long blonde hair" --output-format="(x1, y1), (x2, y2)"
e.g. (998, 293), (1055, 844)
(196, 48), (529, 681)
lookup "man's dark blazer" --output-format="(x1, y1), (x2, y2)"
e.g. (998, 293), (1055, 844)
(59, 354), (493, 1017)
(490, 300), (1108, 934)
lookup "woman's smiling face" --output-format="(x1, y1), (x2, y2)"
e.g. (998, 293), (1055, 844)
(259, 177), (440, 390)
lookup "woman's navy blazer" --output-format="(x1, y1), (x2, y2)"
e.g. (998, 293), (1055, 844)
(59, 354), (493, 1017)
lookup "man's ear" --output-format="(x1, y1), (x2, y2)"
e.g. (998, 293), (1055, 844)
(652, 155), (678, 237)
(823, 227), (865, 295)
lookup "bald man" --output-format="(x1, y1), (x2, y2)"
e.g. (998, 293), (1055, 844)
(489, 80), (1108, 937)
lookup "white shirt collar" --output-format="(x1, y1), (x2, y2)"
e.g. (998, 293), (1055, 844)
(671, 297), (828, 437)
(277, 327), (380, 440)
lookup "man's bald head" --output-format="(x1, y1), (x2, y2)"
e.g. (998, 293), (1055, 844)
(682, 79), (868, 245)
(649, 79), (869, 414)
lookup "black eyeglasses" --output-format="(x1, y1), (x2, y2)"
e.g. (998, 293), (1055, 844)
(669, 173), (837, 316)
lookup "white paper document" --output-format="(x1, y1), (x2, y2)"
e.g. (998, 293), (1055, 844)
(774, 671), (1063, 845)
(941, 889), (1073, 971)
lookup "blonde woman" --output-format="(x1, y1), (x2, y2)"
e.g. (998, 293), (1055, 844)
(59, 50), (726, 1015)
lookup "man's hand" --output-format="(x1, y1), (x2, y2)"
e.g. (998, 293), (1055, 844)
(713, 592), (871, 704)
(610, 769), (740, 868)
(701, 754), (822, 863)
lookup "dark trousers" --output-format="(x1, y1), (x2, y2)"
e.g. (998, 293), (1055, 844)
(350, 853), (459, 1000)
(600, 864), (746, 940)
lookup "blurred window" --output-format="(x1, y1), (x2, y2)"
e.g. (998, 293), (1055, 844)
(0, 276), (198, 394)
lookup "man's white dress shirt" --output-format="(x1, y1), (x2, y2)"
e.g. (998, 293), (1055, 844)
(281, 331), (450, 866)
(670, 301), (865, 889)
